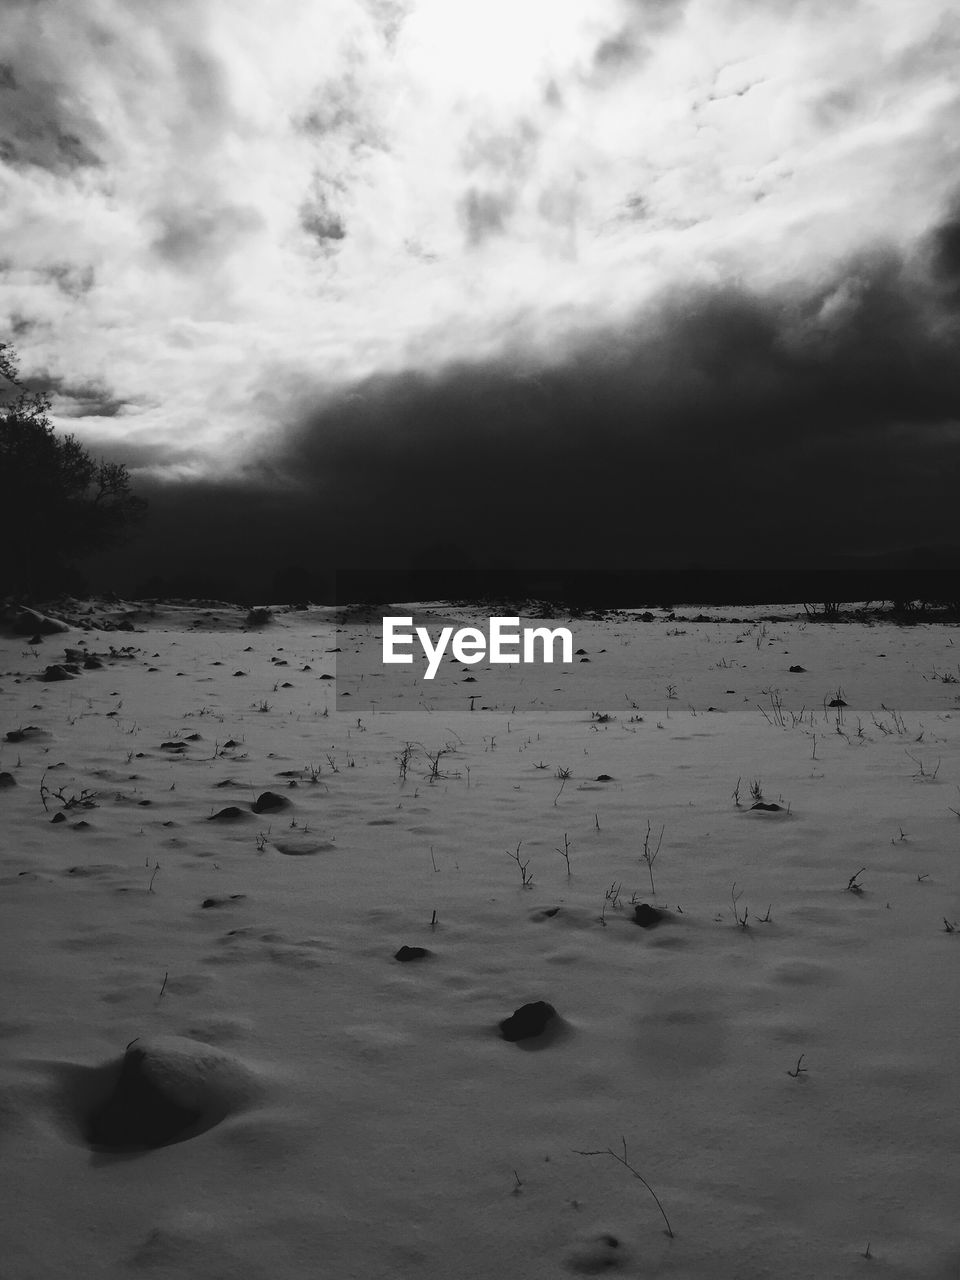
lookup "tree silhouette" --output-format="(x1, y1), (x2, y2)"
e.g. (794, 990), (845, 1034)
(1, 341), (146, 597)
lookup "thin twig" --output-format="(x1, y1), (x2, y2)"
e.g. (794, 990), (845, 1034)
(574, 1137), (674, 1238)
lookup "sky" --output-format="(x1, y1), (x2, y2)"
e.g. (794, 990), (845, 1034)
(2, 0), (960, 589)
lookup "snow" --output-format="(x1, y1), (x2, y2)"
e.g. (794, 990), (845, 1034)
(1, 601), (958, 1279)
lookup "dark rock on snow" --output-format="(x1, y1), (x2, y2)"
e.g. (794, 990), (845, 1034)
(251, 791), (289, 814)
(633, 903), (665, 928)
(499, 1000), (557, 1042)
(394, 946), (432, 962)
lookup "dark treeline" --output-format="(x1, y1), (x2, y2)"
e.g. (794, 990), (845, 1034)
(125, 565), (960, 613)
(333, 568), (960, 612)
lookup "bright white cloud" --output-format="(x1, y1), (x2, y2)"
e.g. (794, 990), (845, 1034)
(0, 0), (957, 476)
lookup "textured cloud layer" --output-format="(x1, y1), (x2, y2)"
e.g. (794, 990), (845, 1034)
(2, 0), (960, 578)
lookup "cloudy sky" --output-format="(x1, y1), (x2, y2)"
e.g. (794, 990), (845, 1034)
(2, 0), (959, 588)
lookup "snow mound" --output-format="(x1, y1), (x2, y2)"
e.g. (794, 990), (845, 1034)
(67, 1036), (263, 1152)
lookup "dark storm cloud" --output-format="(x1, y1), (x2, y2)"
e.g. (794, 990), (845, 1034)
(929, 215), (960, 293)
(94, 224), (960, 588)
(86, 476), (327, 600)
(268, 234), (960, 572)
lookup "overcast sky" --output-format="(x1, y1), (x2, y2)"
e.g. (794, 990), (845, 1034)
(2, 0), (959, 584)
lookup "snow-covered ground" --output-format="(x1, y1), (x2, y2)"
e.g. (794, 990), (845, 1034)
(1, 601), (958, 1279)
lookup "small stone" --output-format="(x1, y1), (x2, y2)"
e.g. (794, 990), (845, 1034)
(499, 1000), (557, 1042)
(633, 903), (664, 928)
(251, 791), (289, 814)
(394, 946), (431, 962)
